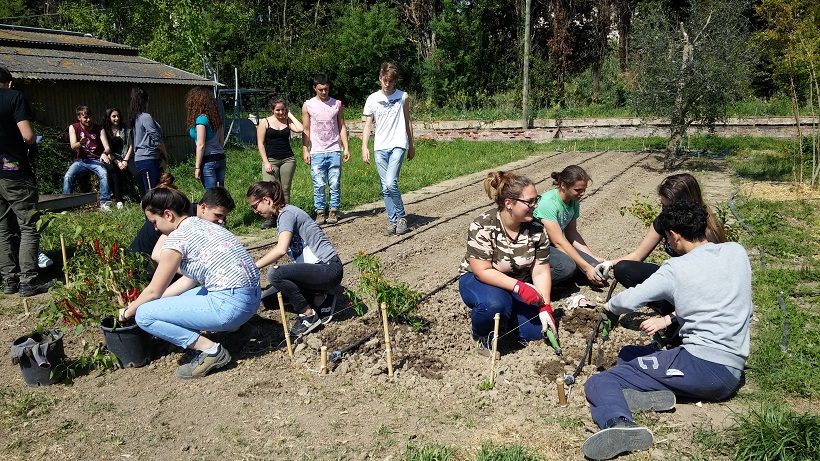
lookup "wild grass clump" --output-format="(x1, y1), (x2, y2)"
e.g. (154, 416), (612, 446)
(728, 403), (820, 461)
(404, 442), (457, 461)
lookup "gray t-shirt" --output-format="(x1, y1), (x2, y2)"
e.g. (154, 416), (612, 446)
(276, 205), (338, 264)
(133, 112), (162, 161)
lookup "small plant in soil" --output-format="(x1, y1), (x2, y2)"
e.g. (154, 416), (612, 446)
(346, 252), (426, 332)
(35, 213), (151, 379)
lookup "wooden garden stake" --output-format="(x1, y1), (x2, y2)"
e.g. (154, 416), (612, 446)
(380, 302), (394, 377)
(557, 378), (567, 406)
(489, 313), (500, 387)
(277, 292), (293, 358)
(22, 298), (29, 314)
(59, 234), (69, 284)
(320, 346), (328, 374)
(146, 172), (152, 189)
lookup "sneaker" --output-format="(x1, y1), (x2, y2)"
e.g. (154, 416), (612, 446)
(37, 250), (53, 269)
(100, 202), (112, 211)
(3, 279), (19, 295)
(383, 223), (397, 235)
(582, 418), (654, 460)
(314, 210), (326, 225)
(396, 217), (409, 234)
(19, 279), (55, 297)
(260, 219), (276, 230)
(290, 312), (321, 337)
(327, 208), (339, 224)
(175, 344), (231, 379)
(623, 389), (676, 413)
(116, 201), (124, 209)
(473, 333), (499, 359)
(315, 293), (336, 324)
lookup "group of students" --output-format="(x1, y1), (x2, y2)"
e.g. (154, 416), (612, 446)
(63, 86), (226, 210)
(459, 166), (752, 460)
(121, 175), (341, 379)
(256, 63), (415, 235)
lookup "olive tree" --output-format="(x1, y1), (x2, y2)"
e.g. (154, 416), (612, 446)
(631, 0), (755, 169)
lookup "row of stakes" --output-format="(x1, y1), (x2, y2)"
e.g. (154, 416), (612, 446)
(44, 233), (570, 401)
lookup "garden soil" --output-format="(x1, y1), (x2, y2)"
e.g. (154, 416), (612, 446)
(0, 149), (747, 460)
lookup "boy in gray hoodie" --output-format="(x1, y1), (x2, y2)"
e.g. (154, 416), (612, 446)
(582, 199), (752, 460)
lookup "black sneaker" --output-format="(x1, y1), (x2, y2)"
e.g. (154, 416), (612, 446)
(623, 389), (676, 413)
(175, 344), (231, 379)
(3, 279), (19, 295)
(315, 293), (336, 325)
(582, 417), (653, 460)
(19, 279), (54, 297)
(290, 312), (321, 337)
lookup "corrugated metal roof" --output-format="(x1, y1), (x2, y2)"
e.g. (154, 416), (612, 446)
(0, 24), (215, 86)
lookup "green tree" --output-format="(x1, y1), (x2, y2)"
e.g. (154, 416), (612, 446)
(631, 0), (755, 169)
(754, 0), (820, 184)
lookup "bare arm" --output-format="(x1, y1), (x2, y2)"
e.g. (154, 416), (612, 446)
(361, 115), (373, 164)
(256, 230), (292, 269)
(257, 118), (274, 174)
(613, 226), (663, 265)
(68, 124), (80, 151)
(120, 248), (182, 319)
(287, 111), (304, 133)
(542, 218), (604, 286)
(161, 275), (199, 298)
(17, 120), (36, 144)
(531, 262), (552, 305)
(338, 104), (350, 162)
(194, 124), (206, 180)
(403, 94), (415, 160)
(301, 104), (311, 164)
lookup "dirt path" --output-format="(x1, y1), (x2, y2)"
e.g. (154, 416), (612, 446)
(0, 150), (741, 460)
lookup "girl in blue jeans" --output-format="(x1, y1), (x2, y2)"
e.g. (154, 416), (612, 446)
(458, 171), (555, 356)
(118, 176), (260, 379)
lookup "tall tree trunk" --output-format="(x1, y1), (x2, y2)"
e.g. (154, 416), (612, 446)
(550, 0), (572, 101)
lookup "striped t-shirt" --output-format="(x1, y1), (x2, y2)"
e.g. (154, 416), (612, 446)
(162, 217), (260, 290)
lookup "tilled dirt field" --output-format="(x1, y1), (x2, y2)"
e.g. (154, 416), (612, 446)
(0, 150), (744, 460)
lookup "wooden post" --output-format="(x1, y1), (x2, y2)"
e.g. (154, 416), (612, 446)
(22, 298), (29, 314)
(489, 313), (501, 387)
(146, 172), (152, 189)
(320, 346), (328, 374)
(380, 302), (394, 377)
(59, 234), (69, 284)
(277, 292), (293, 358)
(557, 378), (567, 406)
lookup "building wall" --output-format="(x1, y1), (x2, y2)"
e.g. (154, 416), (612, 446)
(21, 81), (200, 163)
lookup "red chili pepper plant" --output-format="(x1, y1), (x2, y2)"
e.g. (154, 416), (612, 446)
(35, 213), (151, 374)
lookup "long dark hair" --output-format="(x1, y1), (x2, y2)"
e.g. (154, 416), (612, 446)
(129, 87), (149, 128)
(247, 181), (285, 213)
(102, 108), (122, 140)
(657, 173), (727, 243)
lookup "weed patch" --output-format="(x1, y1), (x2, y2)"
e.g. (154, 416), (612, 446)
(728, 403), (820, 461)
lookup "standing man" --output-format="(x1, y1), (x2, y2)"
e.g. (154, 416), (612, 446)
(0, 66), (54, 297)
(302, 74), (350, 225)
(63, 106), (113, 210)
(582, 200), (752, 460)
(362, 62), (415, 236)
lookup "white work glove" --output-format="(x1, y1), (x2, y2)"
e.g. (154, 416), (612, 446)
(538, 304), (556, 335)
(594, 261), (613, 282)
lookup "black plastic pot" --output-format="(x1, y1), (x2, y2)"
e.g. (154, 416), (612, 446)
(100, 317), (152, 368)
(12, 329), (65, 386)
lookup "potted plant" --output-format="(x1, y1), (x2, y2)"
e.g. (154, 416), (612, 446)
(36, 214), (153, 377)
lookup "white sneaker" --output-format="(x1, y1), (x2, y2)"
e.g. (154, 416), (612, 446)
(116, 202), (124, 209)
(37, 250), (53, 269)
(100, 202), (111, 211)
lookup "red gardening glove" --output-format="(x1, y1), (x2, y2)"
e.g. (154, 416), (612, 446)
(514, 280), (543, 305)
(539, 304), (556, 334)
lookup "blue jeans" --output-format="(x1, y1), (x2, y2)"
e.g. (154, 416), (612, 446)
(584, 346), (742, 428)
(459, 272), (543, 343)
(135, 159), (161, 195)
(310, 152), (342, 211)
(267, 255), (343, 314)
(549, 245), (599, 284)
(201, 157), (226, 190)
(63, 159), (111, 203)
(135, 285), (261, 348)
(375, 147), (406, 224)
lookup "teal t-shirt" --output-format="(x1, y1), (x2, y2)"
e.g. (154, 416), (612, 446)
(189, 114), (217, 141)
(532, 188), (579, 231)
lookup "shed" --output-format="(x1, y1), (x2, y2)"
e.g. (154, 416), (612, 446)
(0, 24), (217, 163)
